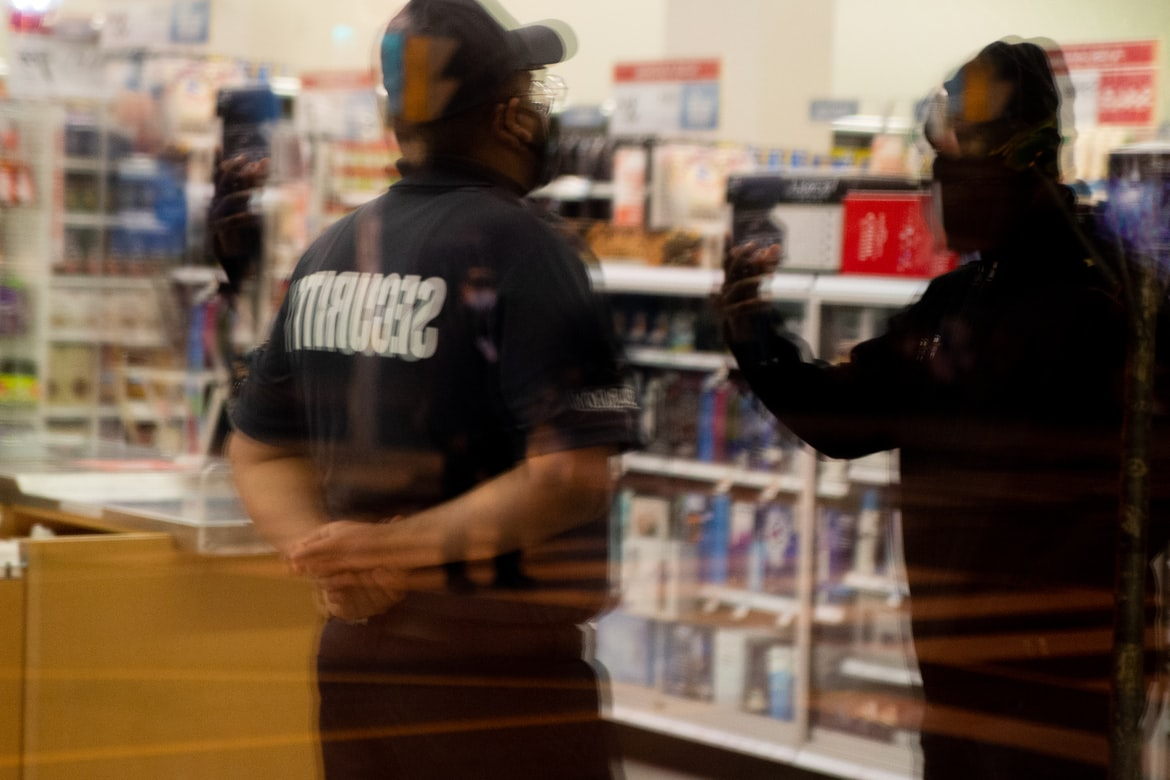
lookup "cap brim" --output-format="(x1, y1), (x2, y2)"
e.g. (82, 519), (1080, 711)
(510, 20), (577, 68)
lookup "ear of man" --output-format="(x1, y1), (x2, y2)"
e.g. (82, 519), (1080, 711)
(493, 97), (536, 152)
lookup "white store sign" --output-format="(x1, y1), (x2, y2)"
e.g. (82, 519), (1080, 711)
(610, 59), (721, 137)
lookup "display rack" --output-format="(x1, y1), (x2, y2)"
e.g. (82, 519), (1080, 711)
(593, 260), (924, 780)
(0, 97), (222, 454)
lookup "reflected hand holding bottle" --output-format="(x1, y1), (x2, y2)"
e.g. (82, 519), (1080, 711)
(209, 152), (270, 294)
(717, 240), (780, 343)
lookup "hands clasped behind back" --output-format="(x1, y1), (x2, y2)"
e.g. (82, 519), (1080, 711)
(289, 519), (411, 622)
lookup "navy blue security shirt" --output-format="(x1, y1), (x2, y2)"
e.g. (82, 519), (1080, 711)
(231, 157), (638, 625)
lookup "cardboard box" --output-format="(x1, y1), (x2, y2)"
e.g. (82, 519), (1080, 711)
(840, 191), (958, 278)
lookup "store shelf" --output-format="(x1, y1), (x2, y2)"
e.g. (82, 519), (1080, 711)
(50, 275), (157, 291)
(625, 347), (733, 372)
(43, 405), (104, 420)
(595, 262), (723, 297)
(601, 252), (919, 779)
(531, 176), (614, 202)
(62, 156), (105, 172)
(698, 584), (847, 626)
(594, 261), (928, 308)
(609, 681), (801, 760)
(48, 329), (166, 348)
(842, 571), (906, 598)
(621, 452), (805, 493)
(609, 683), (912, 780)
(63, 212), (114, 229)
(810, 274), (927, 307)
(848, 463), (897, 486)
(839, 657), (922, 687)
(621, 452), (856, 499)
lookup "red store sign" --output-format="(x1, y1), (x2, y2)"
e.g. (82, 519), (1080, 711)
(1060, 40), (1159, 127)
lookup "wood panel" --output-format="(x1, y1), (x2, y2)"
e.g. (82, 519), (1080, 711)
(7, 506), (323, 780)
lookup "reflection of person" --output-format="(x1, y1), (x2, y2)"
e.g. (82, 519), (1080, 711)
(719, 40), (1169, 779)
(226, 1), (637, 777)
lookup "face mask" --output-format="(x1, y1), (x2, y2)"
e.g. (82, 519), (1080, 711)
(524, 113), (561, 191)
(932, 155), (1033, 253)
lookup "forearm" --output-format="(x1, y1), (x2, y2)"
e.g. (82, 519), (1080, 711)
(227, 431), (329, 556)
(409, 444), (615, 564)
(728, 320), (897, 460)
(293, 444), (618, 575)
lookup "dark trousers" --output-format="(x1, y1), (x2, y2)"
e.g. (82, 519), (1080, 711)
(316, 614), (620, 780)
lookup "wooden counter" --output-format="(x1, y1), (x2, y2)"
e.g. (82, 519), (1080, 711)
(2, 505), (324, 780)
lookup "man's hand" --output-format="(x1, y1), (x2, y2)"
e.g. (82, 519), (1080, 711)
(289, 518), (421, 582)
(315, 567), (407, 622)
(716, 241), (780, 343)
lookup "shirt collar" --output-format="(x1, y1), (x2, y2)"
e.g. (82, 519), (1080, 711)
(396, 156), (528, 198)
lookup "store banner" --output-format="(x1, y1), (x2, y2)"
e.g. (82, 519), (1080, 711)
(1056, 40), (1159, 127)
(610, 59), (721, 137)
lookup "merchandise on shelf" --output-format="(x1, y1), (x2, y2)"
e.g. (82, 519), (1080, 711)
(594, 609), (660, 687)
(754, 500), (799, 597)
(726, 171), (934, 275)
(599, 255), (923, 777)
(744, 637), (796, 721)
(840, 191), (957, 278)
(632, 367), (797, 474)
(661, 621), (715, 701)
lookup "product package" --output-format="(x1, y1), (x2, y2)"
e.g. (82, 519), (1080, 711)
(816, 505), (859, 602)
(594, 609), (661, 687)
(741, 638), (797, 721)
(661, 622), (714, 701)
(753, 501), (799, 596)
(839, 191), (958, 278)
(726, 172), (923, 272)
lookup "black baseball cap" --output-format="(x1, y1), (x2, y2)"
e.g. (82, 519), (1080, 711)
(380, 0), (576, 124)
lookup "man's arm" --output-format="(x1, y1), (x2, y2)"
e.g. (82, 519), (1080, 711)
(227, 430), (329, 556)
(288, 443), (617, 583)
(717, 241), (903, 460)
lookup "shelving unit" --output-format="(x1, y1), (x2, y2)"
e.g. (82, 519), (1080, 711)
(594, 260), (924, 779)
(0, 98), (223, 454)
